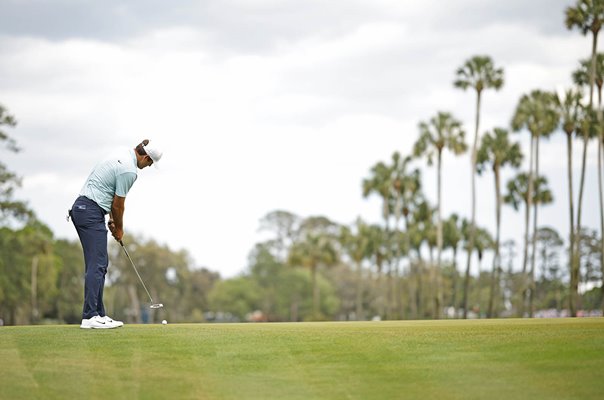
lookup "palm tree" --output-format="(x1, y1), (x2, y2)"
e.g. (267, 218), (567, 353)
(572, 54), (604, 316)
(566, 0), (604, 108)
(504, 173), (553, 316)
(442, 213), (463, 314)
(413, 112), (467, 318)
(365, 224), (389, 318)
(573, 54), (604, 105)
(390, 153), (422, 318)
(340, 219), (372, 320)
(511, 90), (560, 317)
(454, 56), (504, 314)
(476, 128), (523, 318)
(572, 107), (600, 314)
(555, 88), (584, 314)
(287, 217), (339, 320)
(527, 188), (554, 317)
(535, 227), (564, 313)
(408, 198), (436, 318)
(363, 161), (394, 232)
(363, 160), (396, 316)
(566, 0), (604, 316)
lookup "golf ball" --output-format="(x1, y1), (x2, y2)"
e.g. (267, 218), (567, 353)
(162, 320), (167, 325)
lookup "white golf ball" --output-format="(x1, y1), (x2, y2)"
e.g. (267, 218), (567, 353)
(162, 320), (167, 325)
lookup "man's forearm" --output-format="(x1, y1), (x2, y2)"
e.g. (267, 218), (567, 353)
(111, 195), (126, 230)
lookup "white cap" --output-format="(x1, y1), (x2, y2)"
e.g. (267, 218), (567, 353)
(144, 142), (163, 165)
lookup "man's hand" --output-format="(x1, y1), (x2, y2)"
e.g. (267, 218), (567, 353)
(108, 215), (123, 241)
(112, 227), (124, 242)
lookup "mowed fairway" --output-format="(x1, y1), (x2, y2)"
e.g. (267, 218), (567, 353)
(1, 319), (603, 400)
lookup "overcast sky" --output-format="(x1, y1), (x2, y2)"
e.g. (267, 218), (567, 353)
(0, 0), (600, 278)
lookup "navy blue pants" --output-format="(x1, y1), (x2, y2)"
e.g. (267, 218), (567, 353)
(70, 196), (108, 319)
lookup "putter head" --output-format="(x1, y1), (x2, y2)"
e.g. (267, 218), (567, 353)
(150, 303), (164, 309)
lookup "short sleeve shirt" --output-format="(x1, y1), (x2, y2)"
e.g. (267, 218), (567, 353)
(79, 147), (138, 212)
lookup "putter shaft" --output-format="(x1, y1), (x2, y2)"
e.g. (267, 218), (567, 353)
(119, 240), (155, 304)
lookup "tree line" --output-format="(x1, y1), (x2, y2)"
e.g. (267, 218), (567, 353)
(1, 0), (603, 325)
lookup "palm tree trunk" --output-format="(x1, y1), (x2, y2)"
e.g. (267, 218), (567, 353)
(574, 132), (589, 317)
(597, 136), (604, 313)
(356, 260), (363, 320)
(598, 85), (604, 316)
(566, 132), (576, 317)
(403, 214), (414, 319)
(375, 256), (385, 318)
(572, 27), (598, 317)
(383, 212), (392, 320)
(462, 248), (472, 319)
(31, 256), (39, 324)
(451, 246), (458, 316)
(529, 137), (540, 318)
(435, 150), (443, 319)
(463, 90), (482, 319)
(393, 194), (403, 319)
(416, 251), (424, 318)
(488, 163), (502, 318)
(519, 135), (535, 317)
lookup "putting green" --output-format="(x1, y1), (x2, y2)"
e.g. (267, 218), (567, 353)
(1, 318), (603, 399)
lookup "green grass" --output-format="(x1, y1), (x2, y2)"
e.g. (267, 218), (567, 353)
(1, 319), (603, 400)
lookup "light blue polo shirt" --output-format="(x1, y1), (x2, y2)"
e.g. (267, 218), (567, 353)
(79, 147), (138, 212)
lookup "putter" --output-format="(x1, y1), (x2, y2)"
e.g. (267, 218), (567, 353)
(119, 240), (164, 309)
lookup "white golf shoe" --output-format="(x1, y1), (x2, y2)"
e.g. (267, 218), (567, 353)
(80, 315), (118, 329)
(102, 315), (124, 327)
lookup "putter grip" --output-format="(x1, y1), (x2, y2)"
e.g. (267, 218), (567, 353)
(119, 240), (124, 247)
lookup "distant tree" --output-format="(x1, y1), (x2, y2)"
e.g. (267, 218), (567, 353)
(477, 128), (523, 317)
(408, 199), (438, 318)
(501, 239), (518, 314)
(365, 224), (390, 318)
(185, 267), (220, 322)
(363, 161), (396, 312)
(535, 227), (565, 312)
(53, 239), (85, 324)
(247, 243), (302, 321)
(566, 0), (604, 107)
(454, 55), (504, 318)
(571, 106), (600, 314)
(566, 0), (604, 316)
(208, 277), (262, 321)
(288, 217), (339, 320)
(556, 88), (584, 307)
(340, 219), (372, 320)
(363, 161), (394, 231)
(578, 229), (602, 285)
(573, 54), (604, 104)
(414, 112), (467, 318)
(504, 173), (553, 316)
(258, 210), (301, 262)
(389, 153), (421, 318)
(573, 54), (604, 314)
(443, 213), (463, 311)
(0, 221), (55, 325)
(536, 227), (564, 283)
(512, 90), (559, 316)
(0, 104), (31, 223)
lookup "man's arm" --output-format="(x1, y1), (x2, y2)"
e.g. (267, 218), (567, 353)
(109, 195), (126, 241)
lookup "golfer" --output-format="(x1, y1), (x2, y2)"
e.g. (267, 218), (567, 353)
(69, 139), (162, 329)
